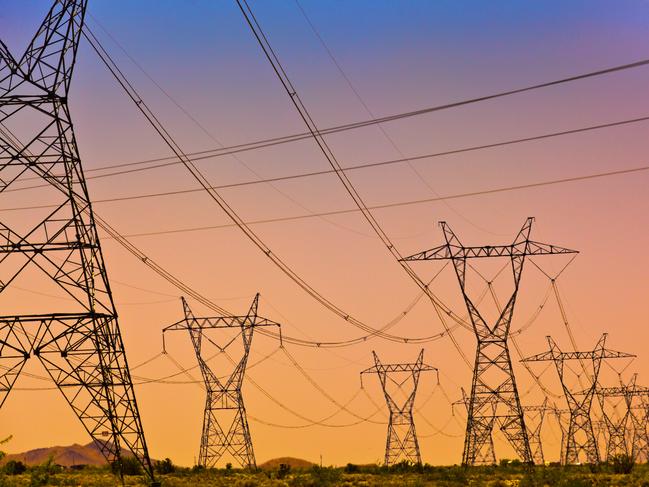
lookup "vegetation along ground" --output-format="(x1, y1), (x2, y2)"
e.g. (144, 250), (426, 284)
(4, 458), (649, 486)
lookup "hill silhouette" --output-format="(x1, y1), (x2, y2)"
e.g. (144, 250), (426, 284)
(1, 441), (130, 467)
(259, 457), (316, 469)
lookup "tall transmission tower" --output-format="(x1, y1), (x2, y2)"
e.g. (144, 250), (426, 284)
(587, 376), (649, 461)
(0, 1), (155, 482)
(403, 217), (577, 465)
(523, 399), (551, 465)
(162, 294), (280, 468)
(630, 400), (649, 462)
(452, 388), (496, 465)
(552, 406), (570, 464)
(522, 334), (634, 464)
(360, 349), (438, 466)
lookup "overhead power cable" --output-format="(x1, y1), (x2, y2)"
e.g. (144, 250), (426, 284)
(24, 163), (648, 238)
(235, 0), (474, 367)
(8, 114), (649, 199)
(81, 27), (474, 350)
(77, 57), (649, 174)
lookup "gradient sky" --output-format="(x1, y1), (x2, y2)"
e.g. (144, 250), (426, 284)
(1, 0), (649, 467)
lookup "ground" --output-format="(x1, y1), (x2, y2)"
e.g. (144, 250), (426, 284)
(2, 461), (649, 486)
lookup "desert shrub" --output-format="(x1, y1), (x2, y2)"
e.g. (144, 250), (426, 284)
(277, 463), (291, 479)
(435, 466), (467, 483)
(154, 457), (176, 474)
(309, 465), (341, 486)
(111, 455), (142, 476)
(388, 460), (423, 473)
(343, 462), (359, 473)
(4, 459), (26, 475)
(611, 454), (635, 474)
(29, 456), (61, 487)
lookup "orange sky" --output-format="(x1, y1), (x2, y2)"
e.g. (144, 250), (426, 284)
(1, 0), (649, 467)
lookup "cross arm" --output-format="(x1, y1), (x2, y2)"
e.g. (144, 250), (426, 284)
(522, 349), (634, 362)
(401, 244), (454, 261)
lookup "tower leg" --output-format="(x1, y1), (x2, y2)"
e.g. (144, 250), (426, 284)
(463, 339), (531, 465)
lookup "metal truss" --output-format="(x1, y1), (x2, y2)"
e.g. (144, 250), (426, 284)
(0, 1), (155, 482)
(522, 334), (634, 464)
(452, 388), (496, 465)
(403, 217), (577, 465)
(360, 349), (437, 466)
(523, 399), (551, 465)
(630, 400), (649, 462)
(163, 294), (280, 468)
(583, 376), (649, 461)
(552, 406), (570, 464)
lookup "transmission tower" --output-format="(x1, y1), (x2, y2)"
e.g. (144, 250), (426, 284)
(360, 349), (437, 466)
(452, 388), (496, 465)
(630, 400), (649, 462)
(523, 399), (551, 465)
(522, 334), (634, 464)
(162, 294), (280, 468)
(403, 217), (577, 465)
(552, 406), (570, 464)
(0, 1), (155, 482)
(585, 376), (649, 461)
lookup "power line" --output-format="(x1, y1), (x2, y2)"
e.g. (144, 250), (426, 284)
(78, 57), (649, 175)
(83, 164), (649, 237)
(81, 27), (473, 351)
(6, 113), (647, 211)
(236, 0), (474, 367)
(292, 0), (491, 235)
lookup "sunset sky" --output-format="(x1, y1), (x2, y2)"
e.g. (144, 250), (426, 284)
(1, 0), (649, 467)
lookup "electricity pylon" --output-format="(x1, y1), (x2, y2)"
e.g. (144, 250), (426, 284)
(522, 334), (634, 464)
(0, 1), (155, 482)
(163, 294), (280, 468)
(585, 376), (649, 461)
(523, 399), (551, 465)
(403, 217), (577, 465)
(552, 406), (570, 464)
(360, 349), (438, 466)
(630, 400), (649, 462)
(452, 388), (496, 465)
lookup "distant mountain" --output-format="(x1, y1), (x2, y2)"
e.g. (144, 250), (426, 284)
(259, 457), (316, 469)
(2, 440), (123, 467)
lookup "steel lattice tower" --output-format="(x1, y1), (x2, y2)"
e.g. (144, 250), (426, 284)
(360, 349), (437, 466)
(163, 294), (280, 468)
(586, 376), (649, 461)
(552, 406), (570, 464)
(452, 388), (496, 464)
(522, 334), (634, 464)
(630, 400), (649, 462)
(523, 399), (550, 465)
(403, 217), (577, 465)
(0, 1), (155, 482)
